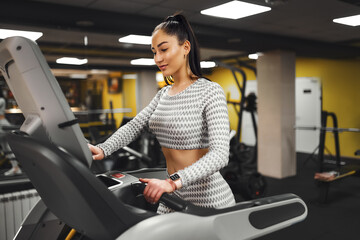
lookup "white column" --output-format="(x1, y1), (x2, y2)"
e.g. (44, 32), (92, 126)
(257, 50), (296, 178)
(137, 70), (158, 112)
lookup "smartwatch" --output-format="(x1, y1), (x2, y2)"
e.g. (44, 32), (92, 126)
(169, 173), (180, 181)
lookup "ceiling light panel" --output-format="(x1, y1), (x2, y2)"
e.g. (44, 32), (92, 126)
(119, 34), (152, 45)
(200, 61), (217, 68)
(201, 1), (271, 20)
(0, 29), (43, 41)
(333, 14), (360, 27)
(56, 57), (88, 65)
(130, 58), (155, 65)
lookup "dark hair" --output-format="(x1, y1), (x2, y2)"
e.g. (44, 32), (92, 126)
(153, 13), (202, 84)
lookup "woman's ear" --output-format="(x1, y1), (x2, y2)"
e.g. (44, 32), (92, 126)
(183, 40), (191, 56)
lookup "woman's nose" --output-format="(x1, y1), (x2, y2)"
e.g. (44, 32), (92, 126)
(154, 53), (163, 63)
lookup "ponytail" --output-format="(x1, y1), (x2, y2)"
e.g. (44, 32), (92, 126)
(153, 13), (202, 82)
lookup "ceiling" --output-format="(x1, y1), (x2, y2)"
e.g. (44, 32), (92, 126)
(0, 0), (359, 73)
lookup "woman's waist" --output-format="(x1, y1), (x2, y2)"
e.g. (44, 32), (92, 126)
(162, 147), (208, 174)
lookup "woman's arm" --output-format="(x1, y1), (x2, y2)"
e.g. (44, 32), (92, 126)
(96, 87), (166, 158)
(176, 83), (230, 187)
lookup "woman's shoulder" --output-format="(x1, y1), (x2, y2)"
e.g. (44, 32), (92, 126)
(156, 84), (171, 97)
(196, 78), (224, 94)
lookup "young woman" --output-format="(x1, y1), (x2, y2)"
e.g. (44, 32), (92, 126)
(89, 13), (235, 214)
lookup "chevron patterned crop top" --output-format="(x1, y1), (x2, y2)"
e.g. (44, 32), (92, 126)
(97, 78), (230, 187)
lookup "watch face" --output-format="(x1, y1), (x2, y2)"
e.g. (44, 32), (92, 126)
(170, 173), (180, 181)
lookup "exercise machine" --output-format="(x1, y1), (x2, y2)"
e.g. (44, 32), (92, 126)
(214, 61), (266, 200)
(314, 111), (360, 203)
(0, 37), (307, 239)
(8, 132), (307, 240)
(296, 110), (360, 203)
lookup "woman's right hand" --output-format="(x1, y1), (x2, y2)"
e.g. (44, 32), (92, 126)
(88, 144), (104, 160)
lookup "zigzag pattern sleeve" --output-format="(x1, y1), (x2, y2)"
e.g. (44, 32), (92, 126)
(96, 88), (164, 157)
(177, 83), (230, 187)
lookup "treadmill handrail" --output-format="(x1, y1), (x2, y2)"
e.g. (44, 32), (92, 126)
(131, 182), (304, 217)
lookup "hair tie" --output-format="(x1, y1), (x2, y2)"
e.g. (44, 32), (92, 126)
(166, 15), (178, 22)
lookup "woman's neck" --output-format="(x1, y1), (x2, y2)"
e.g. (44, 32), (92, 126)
(172, 70), (191, 84)
(168, 72), (195, 96)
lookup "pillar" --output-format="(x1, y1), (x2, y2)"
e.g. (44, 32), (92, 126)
(257, 50), (296, 178)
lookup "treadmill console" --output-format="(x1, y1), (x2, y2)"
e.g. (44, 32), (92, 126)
(97, 171), (139, 190)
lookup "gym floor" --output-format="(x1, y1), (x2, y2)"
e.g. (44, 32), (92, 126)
(255, 153), (360, 240)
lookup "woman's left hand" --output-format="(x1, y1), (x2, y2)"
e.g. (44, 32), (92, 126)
(139, 178), (174, 204)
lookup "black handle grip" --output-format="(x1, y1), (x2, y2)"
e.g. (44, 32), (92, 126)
(131, 182), (146, 195)
(131, 182), (188, 212)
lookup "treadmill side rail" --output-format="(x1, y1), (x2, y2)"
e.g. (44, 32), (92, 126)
(117, 195), (307, 240)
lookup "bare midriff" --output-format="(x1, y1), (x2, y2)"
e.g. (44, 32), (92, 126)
(162, 147), (209, 175)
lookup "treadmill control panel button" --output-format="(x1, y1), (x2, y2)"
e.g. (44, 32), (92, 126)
(111, 173), (125, 179)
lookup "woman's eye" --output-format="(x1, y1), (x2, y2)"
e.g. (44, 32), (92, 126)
(161, 48), (168, 52)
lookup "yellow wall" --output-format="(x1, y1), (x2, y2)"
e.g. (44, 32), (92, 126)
(100, 73), (137, 127)
(205, 67), (256, 132)
(205, 58), (360, 159)
(296, 58), (360, 159)
(122, 76), (137, 118)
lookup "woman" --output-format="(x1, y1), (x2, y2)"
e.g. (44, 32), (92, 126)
(89, 13), (235, 214)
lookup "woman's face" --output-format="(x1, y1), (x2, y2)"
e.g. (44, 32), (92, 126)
(151, 29), (189, 77)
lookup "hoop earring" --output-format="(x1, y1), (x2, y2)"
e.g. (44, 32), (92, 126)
(164, 75), (174, 85)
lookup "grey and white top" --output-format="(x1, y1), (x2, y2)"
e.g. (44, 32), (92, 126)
(97, 78), (230, 188)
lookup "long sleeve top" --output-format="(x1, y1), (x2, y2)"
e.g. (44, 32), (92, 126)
(97, 78), (230, 187)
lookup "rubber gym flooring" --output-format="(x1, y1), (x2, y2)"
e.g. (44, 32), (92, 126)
(255, 153), (360, 240)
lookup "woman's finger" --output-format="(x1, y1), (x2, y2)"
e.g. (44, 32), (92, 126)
(92, 154), (100, 160)
(149, 188), (159, 201)
(139, 178), (150, 183)
(154, 190), (164, 203)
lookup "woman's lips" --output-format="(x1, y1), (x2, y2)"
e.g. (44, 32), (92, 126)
(158, 65), (167, 71)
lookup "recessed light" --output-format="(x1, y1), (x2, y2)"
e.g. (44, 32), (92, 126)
(248, 54), (258, 60)
(200, 61), (217, 68)
(0, 29), (43, 41)
(248, 53), (263, 60)
(119, 34), (152, 45)
(201, 0), (271, 20)
(130, 58), (155, 65)
(333, 14), (360, 27)
(56, 57), (88, 65)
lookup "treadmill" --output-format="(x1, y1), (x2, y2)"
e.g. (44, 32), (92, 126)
(0, 37), (307, 240)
